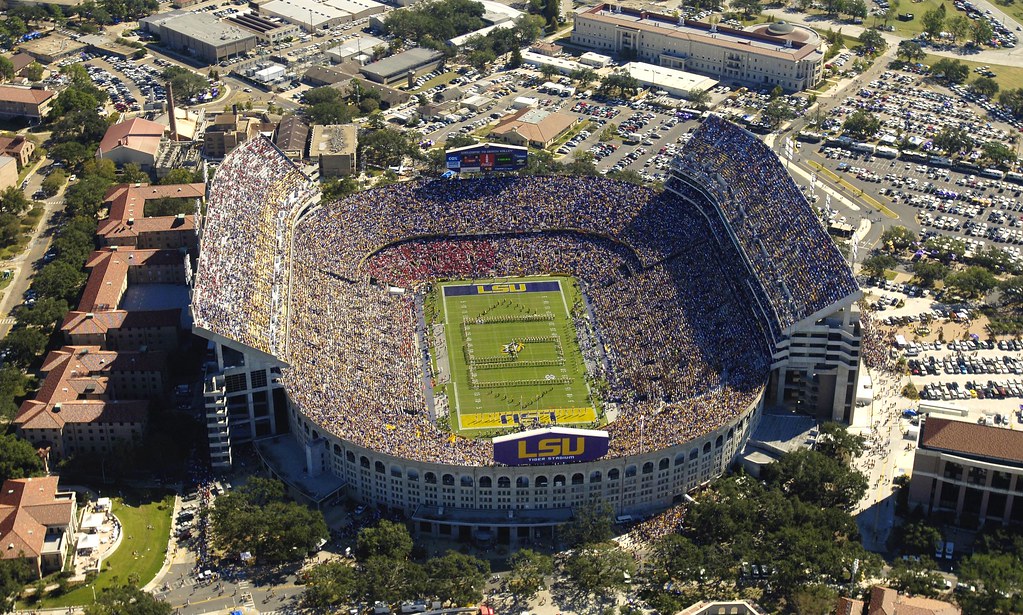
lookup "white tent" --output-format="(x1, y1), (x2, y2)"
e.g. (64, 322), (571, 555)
(95, 497), (111, 511)
(81, 513), (105, 533)
(77, 534), (100, 553)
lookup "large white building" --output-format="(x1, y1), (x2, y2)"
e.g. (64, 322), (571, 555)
(257, 0), (384, 32)
(572, 4), (824, 91)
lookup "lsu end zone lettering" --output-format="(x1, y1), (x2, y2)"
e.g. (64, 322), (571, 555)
(443, 281), (561, 297)
(493, 427), (610, 466)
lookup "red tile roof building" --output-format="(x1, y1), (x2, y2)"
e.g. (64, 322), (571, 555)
(909, 416), (1023, 526)
(97, 183), (202, 251)
(0, 85), (54, 120)
(837, 587), (960, 615)
(95, 118), (165, 169)
(0, 477), (78, 578)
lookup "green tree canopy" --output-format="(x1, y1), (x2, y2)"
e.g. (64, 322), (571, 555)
(0, 365), (31, 421)
(0, 327), (47, 367)
(982, 141), (1015, 167)
(921, 3), (946, 37)
(31, 260), (87, 304)
(301, 561), (359, 609)
(880, 225), (917, 252)
(209, 477), (328, 564)
(931, 58), (969, 84)
(762, 448), (868, 511)
(911, 259), (948, 288)
(163, 66), (208, 102)
(861, 252), (897, 278)
(14, 296), (68, 328)
(424, 550), (490, 605)
(842, 110), (881, 139)
(897, 40), (925, 62)
(945, 266), (998, 298)
(356, 519), (413, 560)
(0, 433), (45, 483)
(560, 500), (614, 547)
(561, 541), (635, 595)
(506, 548), (553, 602)
(932, 126), (972, 154)
(0, 187), (30, 215)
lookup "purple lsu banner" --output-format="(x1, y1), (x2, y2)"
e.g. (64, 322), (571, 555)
(493, 427), (610, 466)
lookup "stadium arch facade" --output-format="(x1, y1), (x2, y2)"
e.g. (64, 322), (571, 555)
(191, 117), (861, 540)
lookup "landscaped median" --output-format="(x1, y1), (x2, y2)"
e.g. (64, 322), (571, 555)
(23, 491), (174, 609)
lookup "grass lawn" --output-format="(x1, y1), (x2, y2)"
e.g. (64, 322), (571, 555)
(923, 53), (1023, 91)
(29, 492), (174, 609)
(435, 276), (596, 435)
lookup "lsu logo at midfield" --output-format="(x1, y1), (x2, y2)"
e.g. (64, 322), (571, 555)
(517, 437), (584, 460)
(477, 283), (526, 294)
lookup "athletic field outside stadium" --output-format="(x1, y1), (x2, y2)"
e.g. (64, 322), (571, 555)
(435, 276), (597, 434)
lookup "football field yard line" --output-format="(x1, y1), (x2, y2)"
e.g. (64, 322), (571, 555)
(437, 277), (595, 434)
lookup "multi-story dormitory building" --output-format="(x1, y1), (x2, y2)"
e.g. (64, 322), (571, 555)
(572, 5), (825, 92)
(15, 183), (204, 462)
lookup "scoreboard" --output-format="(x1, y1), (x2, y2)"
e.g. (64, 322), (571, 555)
(445, 143), (528, 173)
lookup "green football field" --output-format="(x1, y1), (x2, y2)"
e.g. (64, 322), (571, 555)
(437, 277), (596, 434)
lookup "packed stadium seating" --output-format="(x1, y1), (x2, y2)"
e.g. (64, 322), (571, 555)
(193, 122), (860, 467)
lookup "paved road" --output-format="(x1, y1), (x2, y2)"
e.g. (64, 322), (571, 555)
(0, 159), (67, 339)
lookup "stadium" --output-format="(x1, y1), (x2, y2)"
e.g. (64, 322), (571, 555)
(192, 116), (862, 542)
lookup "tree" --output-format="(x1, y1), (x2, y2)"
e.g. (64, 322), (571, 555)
(970, 76), (1000, 99)
(897, 40), (925, 63)
(560, 500), (614, 547)
(23, 62), (43, 82)
(48, 141), (91, 168)
(1001, 274), (1023, 305)
(506, 549), (553, 601)
(120, 163), (150, 184)
(467, 48), (497, 73)
(64, 175), (114, 217)
(733, 0), (762, 17)
(1001, 88), (1023, 119)
(359, 555), (426, 604)
(861, 253), (897, 278)
(0, 434), (45, 483)
(0, 57), (13, 82)
(982, 141), (1015, 167)
(842, 110), (881, 138)
(790, 584), (839, 615)
(159, 168), (203, 185)
(598, 69), (640, 98)
(607, 168), (646, 186)
(356, 519), (413, 560)
(539, 63), (560, 82)
(858, 29), (887, 53)
(563, 151), (599, 176)
(924, 235), (966, 262)
(762, 448), (869, 511)
(931, 58), (969, 84)
(302, 561), (358, 609)
(0, 327), (48, 367)
(209, 477), (328, 564)
(361, 128), (418, 168)
(0, 187), (30, 215)
(921, 4), (946, 38)
(424, 551), (490, 605)
(41, 170), (68, 197)
(508, 47), (523, 68)
(0, 558), (36, 614)
(163, 66), (208, 103)
(945, 266), (998, 298)
(763, 98), (796, 128)
(686, 88), (711, 108)
(932, 126), (972, 154)
(892, 520), (942, 556)
(946, 14), (971, 43)
(14, 296), (68, 328)
(845, 0), (868, 17)
(31, 260), (87, 304)
(562, 542), (635, 594)
(911, 259), (948, 288)
(84, 585), (172, 615)
(880, 226), (917, 252)
(0, 365), (31, 421)
(973, 18), (994, 45)
(321, 176), (358, 202)
(887, 557), (944, 597)
(569, 67), (598, 88)
(815, 422), (865, 463)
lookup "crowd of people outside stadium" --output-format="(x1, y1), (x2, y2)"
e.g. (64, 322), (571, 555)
(192, 124), (859, 467)
(192, 137), (317, 356)
(672, 115), (860, 332)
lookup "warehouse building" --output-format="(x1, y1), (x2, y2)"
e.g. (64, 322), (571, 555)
(228, 13), (301, 44)
(325, 34), (384, 63)
(141, 11), (257, 64)
(572, 5), (824, 91)
(621, 62), (718, 98)
(361, 47), (444, 85)
(257, 0), (384, 32)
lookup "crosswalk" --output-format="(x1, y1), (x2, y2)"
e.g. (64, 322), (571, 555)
(0, 318), (15, 325)
(238, 580), (255, 609)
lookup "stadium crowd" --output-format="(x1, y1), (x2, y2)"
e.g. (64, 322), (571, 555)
(672, 115), (860, 332)
(192, 137), (317, 356)
(193, 124), (859, 466)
